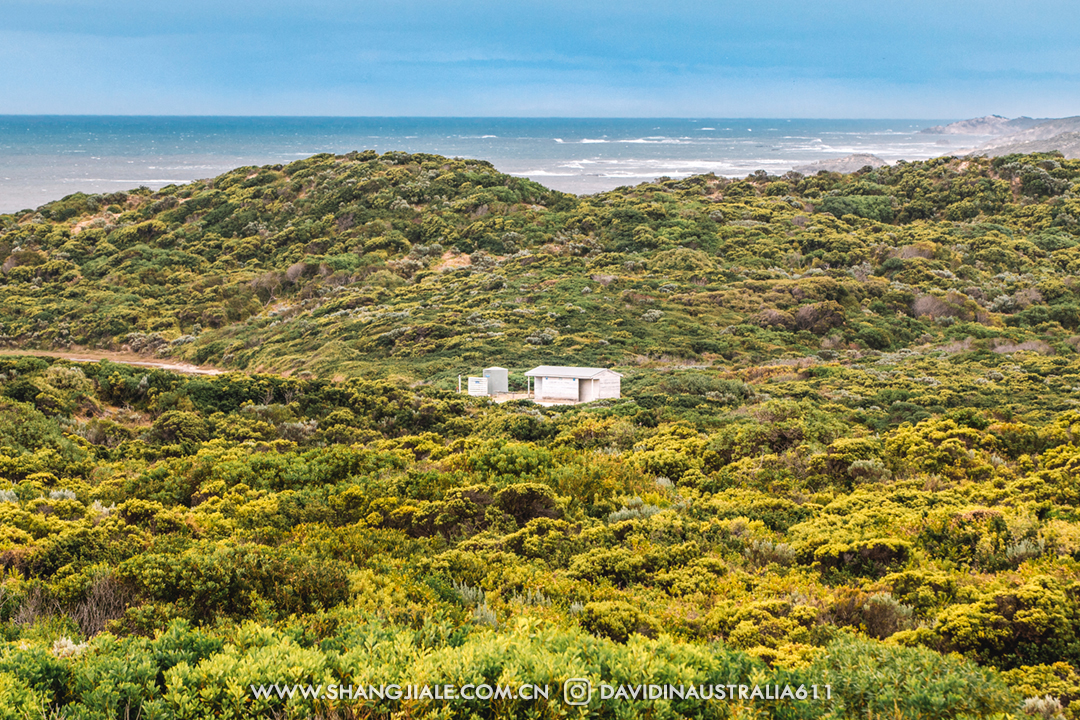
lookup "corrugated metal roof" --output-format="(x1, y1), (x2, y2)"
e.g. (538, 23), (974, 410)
(524, 366), (623, 378)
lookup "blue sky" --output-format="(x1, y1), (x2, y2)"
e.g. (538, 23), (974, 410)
(2, 0), (1077, 117)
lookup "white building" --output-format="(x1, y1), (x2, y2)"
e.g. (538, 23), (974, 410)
(467, 376), (489, 396)
(524, 366), (622, 403)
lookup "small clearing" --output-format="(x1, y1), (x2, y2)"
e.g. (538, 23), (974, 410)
(0, 349), (222, 375)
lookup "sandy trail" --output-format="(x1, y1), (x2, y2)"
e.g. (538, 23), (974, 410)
(0, 349), (223, 375)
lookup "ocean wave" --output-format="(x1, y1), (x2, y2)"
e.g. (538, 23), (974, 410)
(146, 165), (236, 171)
(600, 171), (675, 178)
(62, 178), (192, 183)
(509, 170), (578, 177)
(621, 137), (685, 144)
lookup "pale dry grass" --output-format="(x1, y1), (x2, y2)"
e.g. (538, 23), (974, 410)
(432, 250), (471, 272)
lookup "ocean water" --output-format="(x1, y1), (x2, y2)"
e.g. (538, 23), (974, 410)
(0, 116), (990, 213)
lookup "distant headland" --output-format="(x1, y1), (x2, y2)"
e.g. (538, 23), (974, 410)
(798, 115), (1080, 176)
(924, 114), (1080, 159)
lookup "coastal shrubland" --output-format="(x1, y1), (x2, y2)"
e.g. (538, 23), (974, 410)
(0, 151), (1079, 716)
(0, 150), (1078, 380)
(0, 353), (1073, 717)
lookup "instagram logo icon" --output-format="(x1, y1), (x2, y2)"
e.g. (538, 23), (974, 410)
(562, 678), (593, 706)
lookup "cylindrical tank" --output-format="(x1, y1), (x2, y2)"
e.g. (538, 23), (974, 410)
(483, 367), (509, 394)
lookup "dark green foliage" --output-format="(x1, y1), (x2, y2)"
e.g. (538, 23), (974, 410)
(122, 541), (351, 621)
(817, 194), (895, 222)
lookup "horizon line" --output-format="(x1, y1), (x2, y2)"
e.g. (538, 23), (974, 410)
(0, 113), (965, 121)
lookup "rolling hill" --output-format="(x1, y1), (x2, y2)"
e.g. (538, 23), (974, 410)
(1, 149), (1080, 718)
(1, 148), (1079, 386)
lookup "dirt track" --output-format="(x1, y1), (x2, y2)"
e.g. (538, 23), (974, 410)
(0, 349), (222, 375)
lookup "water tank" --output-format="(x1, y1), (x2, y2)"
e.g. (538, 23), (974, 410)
(483, 366), (508, 394)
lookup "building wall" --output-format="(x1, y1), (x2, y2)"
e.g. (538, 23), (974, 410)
(538, 376), (578, 400)
(530, 370), (621, 402)
(579, 378), (600, 402)
(467, 377), (489, 396)
(598, 371), (621, 399)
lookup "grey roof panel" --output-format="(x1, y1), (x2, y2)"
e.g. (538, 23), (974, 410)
(524, 366), (623, 378)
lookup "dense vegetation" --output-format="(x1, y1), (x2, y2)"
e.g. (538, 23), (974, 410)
(0, 149), (1078, 380)
(1, 150), (1080, 717)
